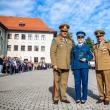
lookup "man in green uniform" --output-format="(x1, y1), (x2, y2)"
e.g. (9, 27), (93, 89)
(50, 24), (73, 104)
(93, 30), (110, 105)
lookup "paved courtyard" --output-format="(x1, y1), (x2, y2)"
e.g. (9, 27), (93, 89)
(0, 69), (110, 110)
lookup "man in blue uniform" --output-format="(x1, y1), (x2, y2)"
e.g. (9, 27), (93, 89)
(71, 31), (93, 104)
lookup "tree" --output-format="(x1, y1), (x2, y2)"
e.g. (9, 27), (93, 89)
(85, 37), (94, 52)
(106, 39), (110, 42)
(67, 32), (75, 46)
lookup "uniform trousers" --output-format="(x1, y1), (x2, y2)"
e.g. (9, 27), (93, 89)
(53, 69), (69, 101)
(73, 68), (89, 100)
(96, 70), (110, 101)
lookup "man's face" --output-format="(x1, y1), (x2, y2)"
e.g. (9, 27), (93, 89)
(77, 37), (84, 44)
(96, 35), (104, 43)
(61, 31), (68, 37)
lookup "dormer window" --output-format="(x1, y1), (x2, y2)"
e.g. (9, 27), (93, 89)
(19, 21), (25, 27)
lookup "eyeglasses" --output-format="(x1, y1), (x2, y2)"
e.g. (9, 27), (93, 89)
(61, 30), (68, 32)
(96, 36), (103, 38)
(77, 36), (84, 38)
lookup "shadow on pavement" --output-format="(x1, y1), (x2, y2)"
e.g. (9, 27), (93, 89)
(67, 87), (99, 100)
(88, 89), (99, 100)
(49, 86), (99, 101)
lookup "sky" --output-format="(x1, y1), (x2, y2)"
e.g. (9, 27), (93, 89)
(0, 0), (110, 42)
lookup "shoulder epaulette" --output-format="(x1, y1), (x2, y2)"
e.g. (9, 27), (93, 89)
(94, 43), (98, 46)
(105, 41), (108, 43)
(93, 43), (98, 49)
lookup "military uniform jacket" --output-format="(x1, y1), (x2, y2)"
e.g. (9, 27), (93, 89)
(50, 35), (73, 69)
(93, 42), (110, 70)
(71, 44), (93, 70)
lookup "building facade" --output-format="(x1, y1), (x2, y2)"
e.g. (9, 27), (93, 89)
(0, 23), (7, 56)
(0, 16), (56, 63)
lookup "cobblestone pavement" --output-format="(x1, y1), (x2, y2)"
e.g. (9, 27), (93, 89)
(0, 69), (110, 110)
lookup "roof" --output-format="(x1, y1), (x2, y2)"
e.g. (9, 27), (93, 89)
(0, 22), (8, 30)
(0, 16), (55, 33)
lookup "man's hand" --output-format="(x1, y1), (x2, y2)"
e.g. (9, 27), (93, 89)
(80, 58), (86, 62)
(53, 65), (58, 70)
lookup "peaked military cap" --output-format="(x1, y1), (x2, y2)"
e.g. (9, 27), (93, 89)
(59, 24), (69, 32)
(94, 30), (105, 37)
(76, 31), (86, 38)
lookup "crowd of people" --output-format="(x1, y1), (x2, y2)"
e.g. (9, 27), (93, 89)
(0, 56), (52, 75)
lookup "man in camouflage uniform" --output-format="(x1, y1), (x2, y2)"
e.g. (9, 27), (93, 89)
(50, 24), (73, 104)
(93, 30), (110, 105)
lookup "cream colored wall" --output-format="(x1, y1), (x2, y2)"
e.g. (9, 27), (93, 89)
(7, 31), (54, 63)
(0, 26), (7, 56)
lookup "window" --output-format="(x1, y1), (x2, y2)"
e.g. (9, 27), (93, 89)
(24, 59), (28, 62)
(41, 57), (45, 62)
(19, 22), (25, 27)
(41, 35), (46, 40)
(34, 46), (39, 51)
(34, 34), (39, 40)
(7, 34), (12, 39)
(0, 30), (2, 36)
(34, 57), (38, 62)
(28, 46), (32, 51)
(14, 45), (18, 51)
(21, 34), (26, 39)
(41, 46), (45, 52)
(19, 23), (25, 27)
(28, 34), (32, 40)
(7, 45), (11, 51)
(14, 34), (19, 39)
(21, 45), (25, 51)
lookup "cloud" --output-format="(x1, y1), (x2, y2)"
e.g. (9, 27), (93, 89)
(35, 0), (110, 41)
(0, 0), (110, 41)
(0, 0), (36, 17)
(35, 0), (102, 28)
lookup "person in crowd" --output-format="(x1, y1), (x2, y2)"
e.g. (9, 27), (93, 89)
(0, 55), (3, 75)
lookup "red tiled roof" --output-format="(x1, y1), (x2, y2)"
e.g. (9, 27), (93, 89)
(0, 16), (55, 32)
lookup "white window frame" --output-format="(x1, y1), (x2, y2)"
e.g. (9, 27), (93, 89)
(7, 33), (12, 39)
(0, 29), (2, 36)
(34, 34), (39, 40)
(41, 35), (46, 40)
(28, 34), (32, 40)
(21, 45), (25, 51)
(34, 45), (39, 51)
(14, 45), (18, 51)
(41, 46), (45, 52)
(7, 45), (11, 51)
(14, 34), (19, 40)
(21, 34), (26, 40)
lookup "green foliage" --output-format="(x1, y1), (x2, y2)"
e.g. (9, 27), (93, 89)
(106, 39), (110, 42)
(67, 32), (75, 46)
(85, 37), (94, 52)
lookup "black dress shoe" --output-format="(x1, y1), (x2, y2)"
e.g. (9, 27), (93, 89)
(104, 100), (109, 105)
(81, 100), (86, 104)
(96, 99), (104, 104)
(76, 100), (80, 103)
(53, 100), (59, 104)
(61, 100), (70, 103)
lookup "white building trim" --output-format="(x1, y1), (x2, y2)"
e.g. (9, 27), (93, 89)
(6, 31), (54, 63)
